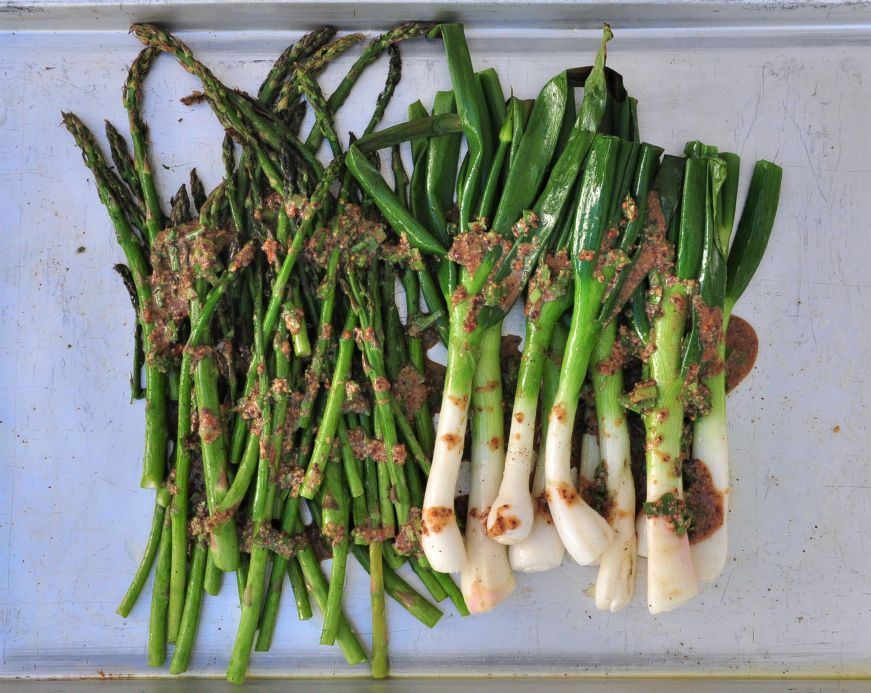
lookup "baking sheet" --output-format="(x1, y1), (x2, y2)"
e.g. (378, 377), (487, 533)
(2, 3), (871, 679)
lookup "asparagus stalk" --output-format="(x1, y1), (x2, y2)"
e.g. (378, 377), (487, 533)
(297, 538), (369, 666)
(368, 541), (388, 678)
(122, 46), (171, 489)
(130, 23), (322, 181)
(226, 275), (278, 684)
(64, 110), (169, 492)
(250, 311), (297, 652)
(258, 26), (338, 107)
(360, 420), (388, 677)
(147, 514), (172, 666)
(272, 32), (364, 116)
(168, 541), (207, 674)
(349, 544), (443, 627)
(203, 552), (223, 595)
(287, 554), (314, 622)
(113, 263), (146, 401)
(122, 47), (162, 244)
(193, 324), (241, 572)
(304, 22), (433, 151)
(300, 312), (358, 498)
(321, 449), (352, 646)
(105, 119), (143, 204)
(117, 487), (171, 616)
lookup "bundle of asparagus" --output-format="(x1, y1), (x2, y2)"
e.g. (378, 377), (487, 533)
(66, 20), (781, 682)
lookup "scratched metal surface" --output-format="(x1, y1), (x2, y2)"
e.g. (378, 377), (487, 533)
(1, 4), (870, 680)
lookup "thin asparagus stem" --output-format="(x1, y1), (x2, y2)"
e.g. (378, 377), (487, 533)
(297, 541), (369, 666)
(203, 551), (223, 596)
(294, 66), (343, 158)
(337, 418), (365, 499)
(368, 541), (388, 679)
(351, 544), (443, 627)
(167, 361), (192, 641)
(288, 555), (314, 621)
(147, 514), (172, 667)
(254, 494), (305, 651)
(226, 275), (277, 684)
(408, 556), (447, 603)
(297, 246), (340, 431)
(286, 285), (312, 357)
(168, 541), (207, 674)
(362, 44), (402, 137)
(113, 263), (145, 400)
(321, 454), (351, 645)
(117, 487), (170, 617)
(301, 311), (357, 498)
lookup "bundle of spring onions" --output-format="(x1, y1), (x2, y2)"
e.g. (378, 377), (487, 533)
(66, 20), (781, 682)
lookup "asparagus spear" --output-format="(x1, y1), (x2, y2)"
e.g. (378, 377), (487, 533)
(117, 487), (170, 617)
(272, 32), (365, 117)
(320, 452), (352, 645)
(130, 23), (322, 181)
(304, 22), (434, 152)
(168, 541), (207, 674)
(258, 25), (338, 107)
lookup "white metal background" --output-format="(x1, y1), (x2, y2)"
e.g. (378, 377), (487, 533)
(1, 1), (870, 680)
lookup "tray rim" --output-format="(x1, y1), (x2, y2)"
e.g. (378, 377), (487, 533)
(3, 0), (871, 33)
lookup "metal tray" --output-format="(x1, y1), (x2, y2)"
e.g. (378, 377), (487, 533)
(2, 0), (870, 683)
